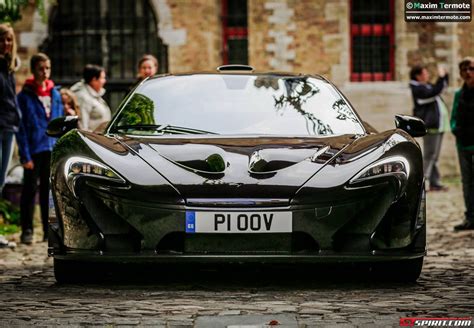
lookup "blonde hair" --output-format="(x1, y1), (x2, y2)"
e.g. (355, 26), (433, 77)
(60, 88), (81, 118)
(0, 23), (18, 72)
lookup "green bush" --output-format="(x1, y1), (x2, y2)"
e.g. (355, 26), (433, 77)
(0, 224), (19, 235)
(0, 198), (20, 225)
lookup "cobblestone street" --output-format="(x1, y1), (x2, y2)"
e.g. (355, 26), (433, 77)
(0, 182), (473, 327)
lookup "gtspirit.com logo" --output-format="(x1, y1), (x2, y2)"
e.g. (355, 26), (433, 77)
(400, 317), (473, 327)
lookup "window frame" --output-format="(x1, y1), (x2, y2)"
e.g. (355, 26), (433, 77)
(349, 0), (395, 82)
(221, 0), (248, 65)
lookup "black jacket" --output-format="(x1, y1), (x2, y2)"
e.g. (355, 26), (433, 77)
(409, 75), (448, 130)
(0, 57), (20, 132)
(452, 84), (474, 148)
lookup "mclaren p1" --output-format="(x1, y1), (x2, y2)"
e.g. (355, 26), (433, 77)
(47, 65), (427, 282)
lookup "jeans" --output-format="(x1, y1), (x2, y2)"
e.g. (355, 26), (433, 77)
(458, 149), (474, 222)
(20, 151), (51, 234)
(423, 133), (444, 187)
(0, 130), (15, 194)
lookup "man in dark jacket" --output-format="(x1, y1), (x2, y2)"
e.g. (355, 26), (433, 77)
(409, 65), (449, 191)
(16, 53), (63, 244)
(451, 57), (474, 231)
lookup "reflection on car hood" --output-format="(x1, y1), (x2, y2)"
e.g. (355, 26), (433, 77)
(116, 135), (358, 201)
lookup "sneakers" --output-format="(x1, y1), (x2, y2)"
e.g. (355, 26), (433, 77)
(20, 229), (33, 245)
(429, 184), (449, 192)
(454, 221), (474, 231)
(0, 235), (16, 249)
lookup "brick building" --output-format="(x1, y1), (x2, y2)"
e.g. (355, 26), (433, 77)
(10, 0), (474, 174)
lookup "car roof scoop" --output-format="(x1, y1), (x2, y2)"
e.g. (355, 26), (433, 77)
(217, 64), (254, 72)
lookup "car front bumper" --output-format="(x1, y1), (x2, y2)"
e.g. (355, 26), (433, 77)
(50, 179), (426, 262)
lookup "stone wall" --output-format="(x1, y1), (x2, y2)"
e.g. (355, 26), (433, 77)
(457, 22), (474, 69)
(248, 0), (271, 69)
(249, 0), (348, 83)
(405, 21), (459, 84)
(163, 0), (221, 72)
(10, 3), (41, 90)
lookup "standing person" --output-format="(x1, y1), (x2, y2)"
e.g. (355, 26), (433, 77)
(409, 64), (449, 191)
(60, 88), (80, 117)
(452, 57), (474, 231)
(70, 64), (111, 131)
(16, 53), (63, 244)
(0, 23), (21, 195)
(137, 54), (159, 82)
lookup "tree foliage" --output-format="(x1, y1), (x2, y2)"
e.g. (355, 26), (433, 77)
(0, 0), (49, 23)
(116, 93), (156, 126)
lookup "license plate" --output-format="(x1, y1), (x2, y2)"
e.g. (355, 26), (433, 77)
(185, 211), (292, 233)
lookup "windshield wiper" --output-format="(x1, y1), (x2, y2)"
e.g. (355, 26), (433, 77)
(157, 124), (218, 135)
(115, 124), (165, 131)
(114, 124), (217, 135)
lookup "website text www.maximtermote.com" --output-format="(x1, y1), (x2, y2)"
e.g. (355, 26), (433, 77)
(405, 0), (472, 22)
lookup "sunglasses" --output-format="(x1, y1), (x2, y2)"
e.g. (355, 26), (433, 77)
(462, 66), (474, 72)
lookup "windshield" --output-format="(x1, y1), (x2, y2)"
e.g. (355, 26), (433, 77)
(109, 74), (365, 136)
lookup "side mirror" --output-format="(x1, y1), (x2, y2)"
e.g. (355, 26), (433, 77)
(394, 114), (427, 138)
(47, 116), (79, 138)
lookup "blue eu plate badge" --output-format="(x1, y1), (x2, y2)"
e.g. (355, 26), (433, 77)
(185, 211), (196, 233)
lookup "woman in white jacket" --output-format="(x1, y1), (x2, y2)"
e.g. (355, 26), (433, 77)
(70, 64), (111, 131)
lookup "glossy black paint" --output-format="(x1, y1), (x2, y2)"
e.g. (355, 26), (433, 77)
(48, 72), (426, 282)
(46, 116), (79, 138)
(395, 114), (427, 138)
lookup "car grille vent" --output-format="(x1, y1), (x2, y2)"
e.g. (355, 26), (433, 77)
(156, 232), (185, 254)
(155, 232), (320, 255)
(291, 232), (320, 254)
(175, 154), (226, 174)
(248, 149), (316, 173)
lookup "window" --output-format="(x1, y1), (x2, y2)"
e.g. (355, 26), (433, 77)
(350, 0), (394, 81)
(41, 0), (168, 110)
(222, 0), (248, 65)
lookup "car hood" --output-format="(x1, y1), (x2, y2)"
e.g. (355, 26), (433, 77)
(114, 134), (360, 203)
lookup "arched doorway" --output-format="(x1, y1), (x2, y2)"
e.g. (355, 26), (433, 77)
(41, 0), (168, 111)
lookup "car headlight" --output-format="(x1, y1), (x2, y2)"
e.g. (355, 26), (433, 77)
(64, 156), (125, 195)
(349, 156), (410, 185)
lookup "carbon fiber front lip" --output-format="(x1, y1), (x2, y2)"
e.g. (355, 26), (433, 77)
(53, 250), (426, 263)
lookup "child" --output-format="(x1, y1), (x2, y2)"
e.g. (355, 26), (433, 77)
(60, 88), (80, 117)
(16, 53), (63, 244)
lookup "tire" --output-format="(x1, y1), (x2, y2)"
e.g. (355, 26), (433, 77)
(371, 257), (424, 282)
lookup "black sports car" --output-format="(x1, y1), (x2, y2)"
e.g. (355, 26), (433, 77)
(47, 65), (427, 282)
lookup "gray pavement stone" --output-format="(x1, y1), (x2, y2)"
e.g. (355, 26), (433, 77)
(219, 310), (243, 315)
(195, 314), (297, 328)
(298, 309), (333, 315)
